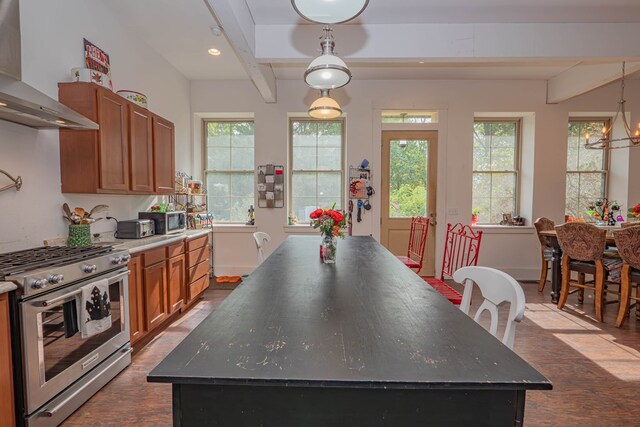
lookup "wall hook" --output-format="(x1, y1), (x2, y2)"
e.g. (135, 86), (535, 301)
(0, 169), (22, 192)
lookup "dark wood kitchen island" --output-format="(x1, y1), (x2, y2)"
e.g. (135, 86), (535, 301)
(148, 236), (551, 426)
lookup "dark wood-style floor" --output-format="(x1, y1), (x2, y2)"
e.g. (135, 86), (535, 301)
(62, 281), (640, 426)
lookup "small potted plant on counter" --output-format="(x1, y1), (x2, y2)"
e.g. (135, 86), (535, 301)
(471, 208), (481, 226)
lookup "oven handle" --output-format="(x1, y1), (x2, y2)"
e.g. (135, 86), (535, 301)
(39, 270), (129, 307)
(44, 346), (134, 417)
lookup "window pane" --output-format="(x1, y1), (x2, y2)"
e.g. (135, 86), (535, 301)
(565, 119), (608, 218)
(290, 120), (344, 221)
(231, 147), (254, 170)
(389, 139), (428, 218)
(205, 121), (255, 222)
(472, 120), (519, 224)
(293, 147), (316, 170)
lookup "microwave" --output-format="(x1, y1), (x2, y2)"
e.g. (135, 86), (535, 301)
(138, 211), (186, 235)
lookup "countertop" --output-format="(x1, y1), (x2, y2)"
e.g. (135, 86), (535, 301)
(0, 281), (17, 295)
(101, 229), (211, 254)
(149, 236), (551, 391)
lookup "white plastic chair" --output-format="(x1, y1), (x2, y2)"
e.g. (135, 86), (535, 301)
(253, 232), (271, 264)
(453, 266), (526, 350)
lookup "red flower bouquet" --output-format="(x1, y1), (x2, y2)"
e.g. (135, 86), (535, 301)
(309, 206), (347, 263)
(629, 203), (640, 220)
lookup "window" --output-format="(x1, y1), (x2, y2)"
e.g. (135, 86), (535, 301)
(204, 120), (255, 222)
(381, 111), (438, 123)
(565, 119), (609, 220)
(289, 119), (344, 222)
(472, 120), (520, 224)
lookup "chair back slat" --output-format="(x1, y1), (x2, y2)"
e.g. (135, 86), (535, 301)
(555, 223), (605, 261)
(407, 217), (430, 267)
(440, 223), (483, 280)
(614, 227), (640, 270)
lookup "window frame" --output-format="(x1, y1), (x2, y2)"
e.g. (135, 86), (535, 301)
(202, 119), (256, 224)
(565, 117), (610, 220)
(288, 117), (346, 224)
(472, 118), (522, 225)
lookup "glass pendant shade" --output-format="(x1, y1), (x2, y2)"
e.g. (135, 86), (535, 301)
(308, 90), (342, 119)
(291, 0), (369, 24)
(305, 54), (351, 89)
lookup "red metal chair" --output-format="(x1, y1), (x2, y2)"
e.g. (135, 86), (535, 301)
(396, 216), (430, 273)
(424, 223), (484, 305)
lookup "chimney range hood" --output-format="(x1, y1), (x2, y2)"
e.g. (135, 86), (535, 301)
(0, 0), (98, 130)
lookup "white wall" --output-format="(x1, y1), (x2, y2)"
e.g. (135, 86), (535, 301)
(0, 0), (191, 252)
(191, 78), (640, 279)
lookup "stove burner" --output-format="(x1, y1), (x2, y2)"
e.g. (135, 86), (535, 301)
(0, 246), (114, 276)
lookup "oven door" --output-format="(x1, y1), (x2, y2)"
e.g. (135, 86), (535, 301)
(20, 268), (130, 413)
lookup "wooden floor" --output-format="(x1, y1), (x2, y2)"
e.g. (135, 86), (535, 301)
(62, 282), (640, 426)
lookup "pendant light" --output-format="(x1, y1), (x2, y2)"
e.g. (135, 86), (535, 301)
(308, 89), (342, 119)
(304, 27), (351, 90)
(291, 0), (369, 24)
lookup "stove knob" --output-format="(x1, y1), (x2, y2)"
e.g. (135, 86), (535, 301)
(122, 254), (131, 263)
(30, 278), (48, 289)
(111, 256), (123, 265)
(47, 274), (64, 284)
(82, 264), (98, 273)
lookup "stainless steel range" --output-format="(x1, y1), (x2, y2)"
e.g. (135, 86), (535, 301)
(1, 245), (132, 427)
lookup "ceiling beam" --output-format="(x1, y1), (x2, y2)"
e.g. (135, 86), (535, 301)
(547, 62), (640, 104)
(204, 0), (277, 103)
(254, 23), (640, 63)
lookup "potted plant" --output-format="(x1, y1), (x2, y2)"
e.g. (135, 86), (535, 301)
(471, 208), (480, 226)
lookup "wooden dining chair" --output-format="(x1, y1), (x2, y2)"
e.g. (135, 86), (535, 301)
(423, 223), (484, 305)
(555, 223), (608, 321)
(253, 232), (271, 264)
(396, 216), (430, 273)
(534, 217), (555, 292)
(453, 266), (525, 350)
(613, 226), (640, 327)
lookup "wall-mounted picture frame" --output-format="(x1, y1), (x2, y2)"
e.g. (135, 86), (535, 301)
(257, 164), (284, 208)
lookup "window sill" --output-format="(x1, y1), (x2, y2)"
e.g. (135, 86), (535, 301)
(210, 224), (257, 233)
(471, 225), (536, 235)
(283, 225), (317, 234)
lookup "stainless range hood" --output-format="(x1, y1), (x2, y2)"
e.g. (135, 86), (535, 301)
(0, 0), (98, 130)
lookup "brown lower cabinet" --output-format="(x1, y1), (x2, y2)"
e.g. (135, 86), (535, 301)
(0, 293), (15, 427)
(128, 234), (210, 347)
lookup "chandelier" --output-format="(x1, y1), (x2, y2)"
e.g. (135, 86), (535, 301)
(305, 27), (351, 90)
(308, 89), (342, 119)
(585, 62), (640, 150)
(291, 0), (369, 24)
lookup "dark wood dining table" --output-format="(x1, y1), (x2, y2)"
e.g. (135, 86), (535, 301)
(148, 236), (551, 426)
(539, 230), (616, 304)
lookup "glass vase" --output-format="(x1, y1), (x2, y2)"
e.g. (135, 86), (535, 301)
(321, 235), (338, 264)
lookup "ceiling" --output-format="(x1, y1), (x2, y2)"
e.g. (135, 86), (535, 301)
(106, 0), (640, 95)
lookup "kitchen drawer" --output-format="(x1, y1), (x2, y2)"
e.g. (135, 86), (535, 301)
(188, 274), (209, 300)
(187, 244), (208, 268)
(187, 234), (208, 252)
(143, 246), (166, 267)
(167, 241), (185, 258)
(189, 260), (210, 283)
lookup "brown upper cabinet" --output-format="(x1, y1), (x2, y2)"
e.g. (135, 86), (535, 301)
(58, 82), (175, 195)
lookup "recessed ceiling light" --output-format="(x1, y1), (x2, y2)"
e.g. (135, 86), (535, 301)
(208, 48), (221, 56)
(0, 102), (6, 107)
(418, 61), (425, 64)
(55, 120), (66, 124)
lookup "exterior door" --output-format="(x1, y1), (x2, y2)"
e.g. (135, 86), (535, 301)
(381, 131), (437, 276)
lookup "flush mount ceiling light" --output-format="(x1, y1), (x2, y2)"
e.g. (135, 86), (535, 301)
(291, 0), (369, 24)
(304, 27), (351, 90)
(585, 62), (640, 150)
(207, 48), (221, 56)
(308, 89), (342, 119)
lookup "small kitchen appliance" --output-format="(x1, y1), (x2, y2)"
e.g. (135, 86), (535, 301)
(138, 211), (186, 235)
(115, 219), (155, 239)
